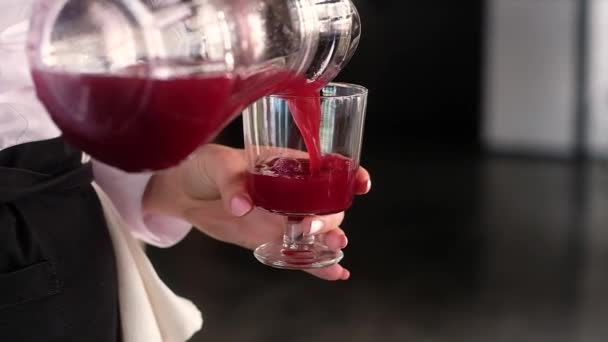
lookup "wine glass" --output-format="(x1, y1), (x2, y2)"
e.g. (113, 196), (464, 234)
(242, 83), (368, 269)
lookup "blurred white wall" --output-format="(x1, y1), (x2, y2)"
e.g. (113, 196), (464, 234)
(483, 0), (577, 157)
(588, 0), (608, 158)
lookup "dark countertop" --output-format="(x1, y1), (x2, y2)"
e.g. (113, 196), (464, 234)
(148, 152), (608, 341)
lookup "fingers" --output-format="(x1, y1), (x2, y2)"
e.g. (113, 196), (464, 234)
(321, 228), (348, 251)
(194, 145), (253, 217)
(306, 264), (351, 281)
(304, 227), (350, 281)
(301, 212), (345, 235)
(354, 166), (372, 195)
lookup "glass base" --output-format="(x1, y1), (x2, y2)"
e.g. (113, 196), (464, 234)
(254, 241), (344, 270)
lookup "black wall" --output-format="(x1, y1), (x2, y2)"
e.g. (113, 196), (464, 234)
(219, 0), (485, 155)
(336, 0), (485, 153)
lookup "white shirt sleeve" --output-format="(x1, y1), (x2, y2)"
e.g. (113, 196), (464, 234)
(92, 161), (193, 248)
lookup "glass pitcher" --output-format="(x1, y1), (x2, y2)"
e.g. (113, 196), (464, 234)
(26, 0), (361, 171)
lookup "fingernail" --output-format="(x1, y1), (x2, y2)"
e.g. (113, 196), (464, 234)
(340, 235), (349, 249)
(230, 195), (252, 217)
(366, 179), (372, 193)
(341, 269), (351, 280)
(310, 220), (324, 235)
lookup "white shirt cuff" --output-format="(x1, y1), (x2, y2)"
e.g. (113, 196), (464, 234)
(92, 160), (192, 248)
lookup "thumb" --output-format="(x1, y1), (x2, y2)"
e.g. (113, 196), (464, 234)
(192, 144), (254, 217)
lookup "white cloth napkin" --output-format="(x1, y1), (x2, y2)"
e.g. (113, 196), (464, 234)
(93, 183), (203, 342)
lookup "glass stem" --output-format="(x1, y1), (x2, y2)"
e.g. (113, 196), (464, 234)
(283, 217), (315, 249)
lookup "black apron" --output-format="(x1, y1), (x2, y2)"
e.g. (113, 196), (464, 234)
(0, 137), (120, 341)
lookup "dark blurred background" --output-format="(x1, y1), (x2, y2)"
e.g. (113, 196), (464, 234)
(148, 0), (608, 341)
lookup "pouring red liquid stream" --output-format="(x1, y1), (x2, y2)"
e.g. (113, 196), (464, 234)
(278, 79), (325, 174)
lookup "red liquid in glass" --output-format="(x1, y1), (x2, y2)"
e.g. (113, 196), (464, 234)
(248, 155), (356, 215)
